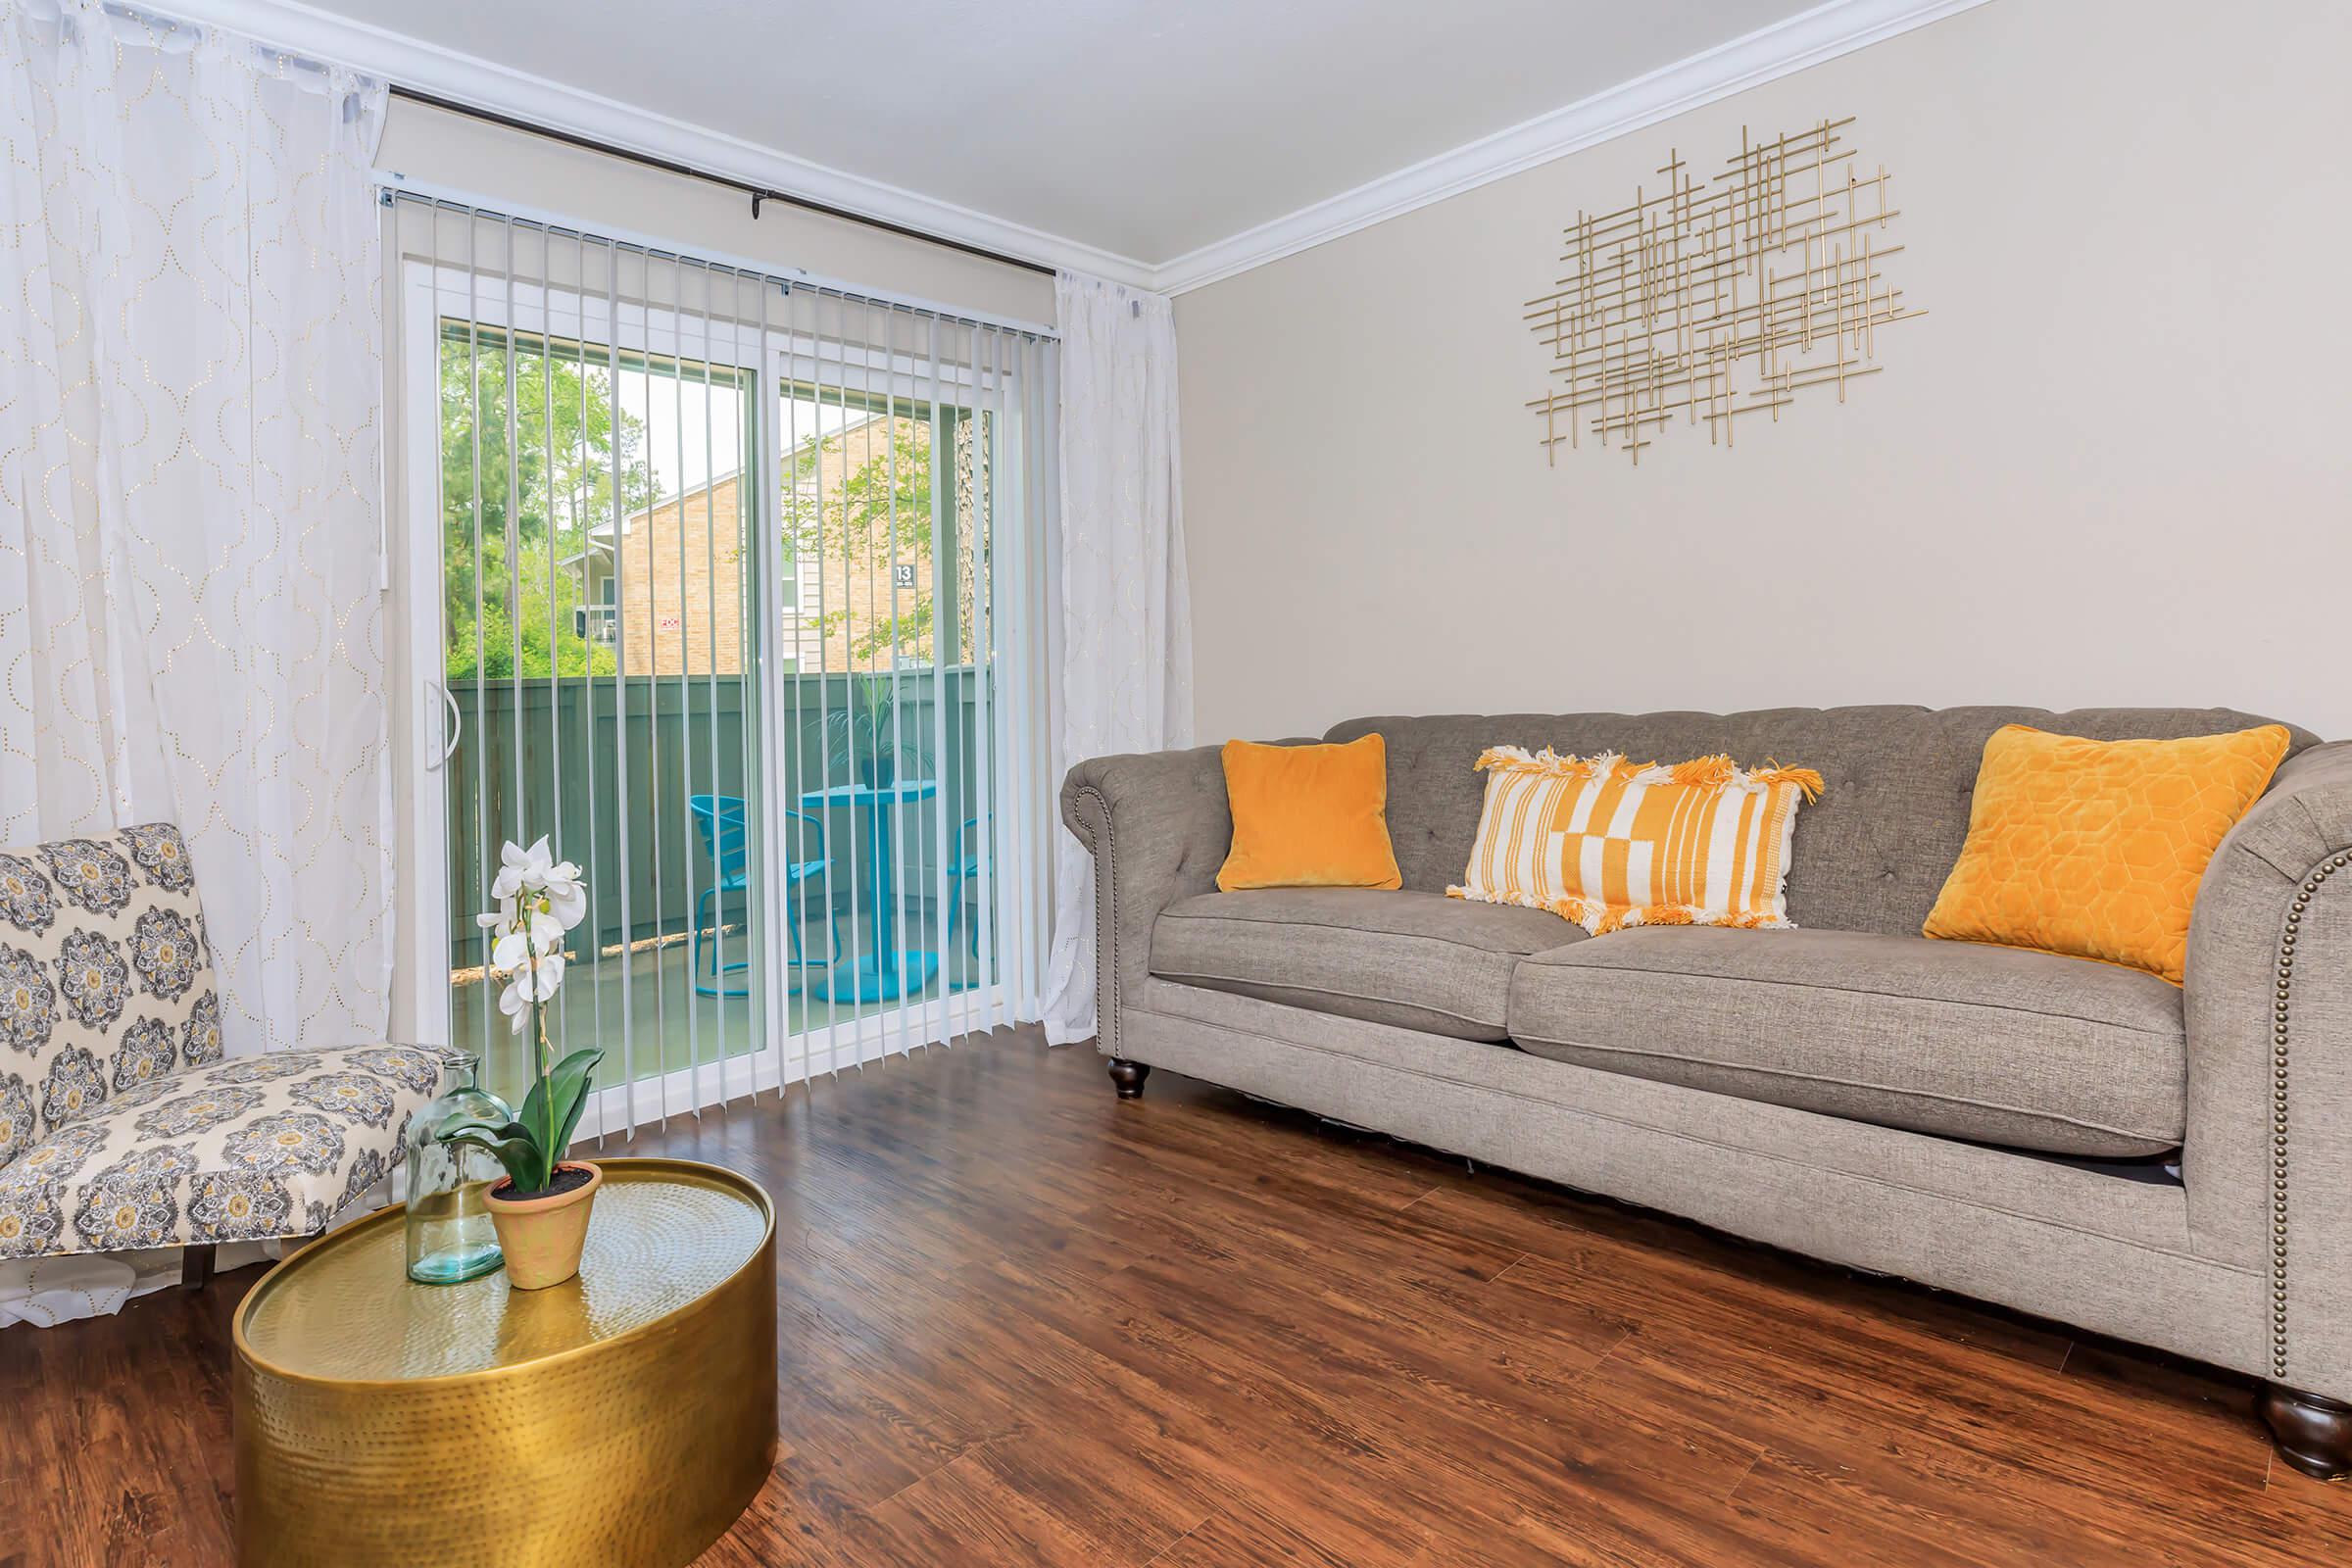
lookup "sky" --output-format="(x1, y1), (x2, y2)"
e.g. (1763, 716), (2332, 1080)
(628, 375), (864, 502)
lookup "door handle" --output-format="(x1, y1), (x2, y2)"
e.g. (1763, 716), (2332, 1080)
(426, 679), (462, 770)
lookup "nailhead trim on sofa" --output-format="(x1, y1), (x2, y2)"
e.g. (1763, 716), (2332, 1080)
(2277, 852), (2351, 1377)
(1075, 785), (1117, 1054)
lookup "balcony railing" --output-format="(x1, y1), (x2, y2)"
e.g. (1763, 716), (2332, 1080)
(444, 662), (988, 968)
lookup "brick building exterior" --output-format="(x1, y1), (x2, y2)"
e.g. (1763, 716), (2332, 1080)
(572, 412), (949, 676)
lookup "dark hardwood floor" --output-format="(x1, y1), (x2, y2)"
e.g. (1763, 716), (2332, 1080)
(9, 1026), (2352, 1566)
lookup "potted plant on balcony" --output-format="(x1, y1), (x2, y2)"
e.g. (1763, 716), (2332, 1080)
(439, 837), (607, 1290)
(825, 672), (932, 789)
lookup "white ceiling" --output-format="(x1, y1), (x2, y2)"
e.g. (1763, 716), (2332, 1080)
(292, 0), (1831, 266)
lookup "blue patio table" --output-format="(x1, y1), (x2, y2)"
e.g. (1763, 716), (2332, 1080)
(797, 778), (941, 1003)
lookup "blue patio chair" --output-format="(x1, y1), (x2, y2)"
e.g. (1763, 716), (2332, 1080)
(945, 813), (991, 960)
(690, 794), (838, 999)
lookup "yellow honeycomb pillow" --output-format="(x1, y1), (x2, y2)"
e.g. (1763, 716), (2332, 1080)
(1923, 723), (2290, 983)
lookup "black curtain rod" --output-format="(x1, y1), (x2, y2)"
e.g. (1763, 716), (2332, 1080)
(389, 85), (1057, 278)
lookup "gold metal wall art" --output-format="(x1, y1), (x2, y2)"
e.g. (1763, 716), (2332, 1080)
(1526, 117), (1924, 465)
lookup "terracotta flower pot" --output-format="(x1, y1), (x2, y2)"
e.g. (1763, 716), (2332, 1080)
(483, 1160), (603, 1290)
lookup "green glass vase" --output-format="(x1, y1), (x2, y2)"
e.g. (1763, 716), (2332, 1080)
(404, 1052), (513, 1284)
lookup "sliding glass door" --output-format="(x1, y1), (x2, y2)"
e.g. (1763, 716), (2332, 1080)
(762, 290), (1051, 1073)
(394, 194), (1055, 1134)
(412, 220), (764, 1121)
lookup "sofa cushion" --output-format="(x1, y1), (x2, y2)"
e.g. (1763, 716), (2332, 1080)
(0, 1043), (439, 1260)
(1326, 707), (2312, 938)
(1152, 889), (1583, 1042)
(0, 822), (220, 1165)
(1506, 927), (2184, 1156)
(1217, 735), (1401, 892)
(1921, 722), (2290, 984)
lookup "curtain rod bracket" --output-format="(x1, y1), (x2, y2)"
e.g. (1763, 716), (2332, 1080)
(751, 191), (763, 220)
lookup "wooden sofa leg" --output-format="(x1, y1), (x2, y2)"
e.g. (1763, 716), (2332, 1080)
(2261, 1384), (2352, 1479)
(181, 1244), (216, 1293)
(1106, 1058), (1151, 1100)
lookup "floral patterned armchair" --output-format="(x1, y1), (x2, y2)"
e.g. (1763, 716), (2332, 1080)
(0, 824), (437, 1277)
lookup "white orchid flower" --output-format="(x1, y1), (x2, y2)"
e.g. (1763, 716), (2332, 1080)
(491, 929), (533, 973)
(492, 925), (568, 983)
(491, 837), (557, 903)
(539, 867), (587, 932)
(483, 838), (580, 1029)
(525, 904), (569, 955)
(524, 951), (565, 1000)
(489, 838), (588, 932)
(494, 946), (567, 1032)
(498, 968), (533, 1032)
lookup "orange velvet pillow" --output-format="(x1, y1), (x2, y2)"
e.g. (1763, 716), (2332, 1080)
(1217, 735), (1402, 893)
(1923, 723), (2290, 983)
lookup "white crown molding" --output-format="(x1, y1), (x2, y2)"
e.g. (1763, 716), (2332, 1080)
(1150, 0), (1993, 296)
(159, 0), (1984, 300)
(160, 0), (1159, 290)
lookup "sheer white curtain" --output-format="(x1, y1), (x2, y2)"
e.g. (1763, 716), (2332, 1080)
(1041, 273), (1193, 1045)
(0, 2), (392, 1055)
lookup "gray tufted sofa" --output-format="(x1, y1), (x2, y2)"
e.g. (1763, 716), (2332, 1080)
(1062, 706), (2352, 1476)
(0, 824), (438, 1286)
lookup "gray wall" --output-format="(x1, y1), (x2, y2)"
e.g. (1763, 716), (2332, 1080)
(1174, 0), (2352, 743)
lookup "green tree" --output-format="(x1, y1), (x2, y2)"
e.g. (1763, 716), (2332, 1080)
(786, 413), (941, 668)
(439, 329), (662, 680)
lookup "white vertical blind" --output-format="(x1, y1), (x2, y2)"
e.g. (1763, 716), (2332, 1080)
(391, 192), (1055, 1134)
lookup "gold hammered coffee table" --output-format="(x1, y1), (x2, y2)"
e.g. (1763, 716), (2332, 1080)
(231, 1156), (777, 1567)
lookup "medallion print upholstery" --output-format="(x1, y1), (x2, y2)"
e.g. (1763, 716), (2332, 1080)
(347, 1046), (441, 1096)
(15, 1124), (110, 1181)
(0, 825), (435, 1259)
(108, 1076), (181, 1113)
(134, 1085), (266, 1139)
(0, 1175), (63, 1258)
(122, 824), (195, 894)
(0, 826), (216, 1095)
(223, 1110), (345, 1176)
(0, 1042), (434, 1260)
(0, 856), (57, 934)
(0, 1075), (31, 1164)
(112, 1017), (177, 1091)
(337, 1146), (391, 1211)
(209, 1053), (322, 1085)
(130, 907), (201, 1001)
(181, 994), (224, 1065)
(40, 841), (136, 918)
(291, 1071), (397, 1128)
(0, 947), (57, 1054)
(56, 929), (129, 1032)
(40, 1046), (107, 1132)
(188, 1169), (293, 1243)
(74, 1145), (195, 1250)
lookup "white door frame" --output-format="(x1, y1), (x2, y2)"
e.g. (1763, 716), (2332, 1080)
(395, 257), (1012, 1122)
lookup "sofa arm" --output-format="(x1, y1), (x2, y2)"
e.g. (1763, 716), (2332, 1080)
(1059, 745), (1232, 1054)
(2185, 740), (2352, 1388)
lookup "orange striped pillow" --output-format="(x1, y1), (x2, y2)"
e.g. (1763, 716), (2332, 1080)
(1447, 748), (1824, 935)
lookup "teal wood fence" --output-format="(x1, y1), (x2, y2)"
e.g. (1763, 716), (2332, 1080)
(443, 669), (989, 972)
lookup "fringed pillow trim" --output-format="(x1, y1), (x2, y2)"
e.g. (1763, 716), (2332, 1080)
(1452, 745), (1824, 935)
